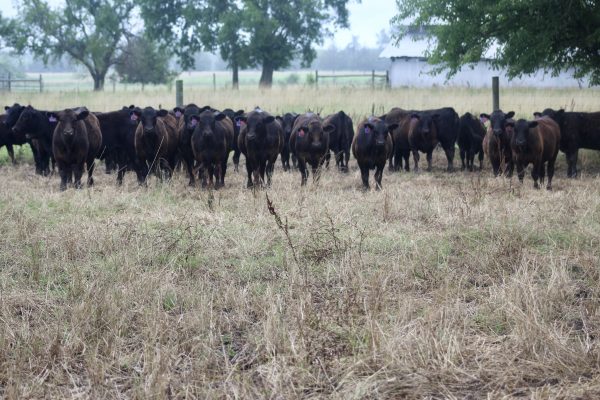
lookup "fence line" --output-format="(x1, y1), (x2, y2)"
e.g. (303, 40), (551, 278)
(0, 73), (43, 92)
(315, 70), (389, 89)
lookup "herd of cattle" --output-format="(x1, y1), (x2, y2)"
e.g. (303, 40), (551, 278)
(0, 103), (599, 191)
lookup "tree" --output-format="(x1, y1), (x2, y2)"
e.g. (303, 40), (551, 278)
(394, 0), (600, 85)
(140, 0), (352, 88)
(115, 36), (177, 90)
(8, 0), (136, 90)
(140, 0), (251, 89)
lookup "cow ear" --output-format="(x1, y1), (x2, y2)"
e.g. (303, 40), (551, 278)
(76, 110), (89, 120)
(323, 124), (335, 133)
(505, 121), (515, 128)
(157, 109), (169, 117)
(200, 105), (211, 112)
(364, 123), (375, 131)
(556, 109), (565, 118)
(235, 116), (247, 123)
(387, 123), (399, 132)
(533, 112), (542, 118)
(4, 106), (8, 111)
(214, 113), (226, 121)
(528, 121), (538, 128)
(506, 111), (515, 119)
(410, 113), (420, 120)
(275, 115), (283, 122)
(235, 109), (244, 116)
(480, 113), (490, 120)
(173, 107), (183, 113)
(264, 116), (275, 124)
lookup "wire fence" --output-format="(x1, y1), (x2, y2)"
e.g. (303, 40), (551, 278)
(0, 73), (43, 92)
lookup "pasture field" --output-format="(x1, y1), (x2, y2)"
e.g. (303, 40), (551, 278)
(1, 86), (600, 398)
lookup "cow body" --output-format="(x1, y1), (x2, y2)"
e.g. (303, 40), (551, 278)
(133, 107), (179, 184)
(408, 112), (439, 172)
(238, 109), (283, 188)
(510, 117), (560, 190)
(458, 112), (486, 171)
(49, 108), (102, 190)
(190, 110), (233, 188)
(12, 105), (57, 176)
(222, 108), (245, 172)
(539, 108), (600, 177)
(323, 110), (354, 172)
(289, 113), (333, 186)
(173, 104), (211, 186)
(352, 117), (395, 189)
(96, 106), (138, 184)
(481, 110), (515, 177)
(278, 112), (299, 171)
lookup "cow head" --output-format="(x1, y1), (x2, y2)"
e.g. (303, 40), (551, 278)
(192, 111), (227, 142)
(363, 117), (396, 148)
(12, 105), (45, 140)
(240, 111), (276, 142)
(297, 117), (334, 151)
(132, 107), (168, 135)
(541, 108), (565, 126)
(411, 112), (438, 139)
(280, 112), (299, 140)
(511, 119), (536, 149)
(4, 103), (25, 128)
(49, 108), (88, 137)
(481, 110), (515, 137)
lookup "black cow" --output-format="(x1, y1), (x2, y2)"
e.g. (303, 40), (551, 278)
(481, 110), (515, 177)
(173, 104), (212, 185)
(190, 110), (234, 188)
(352, 117), (396, 190)
(12, 105), (57, 176)
(277, 112), (299, 171)
(3, 103), (39, 168)
(458, 112), (486, 171)
(289, 113), (334, 186)
(237, 109), (283, 188)
(537, 108), (600, 177)
(323, 110), (354, 172)
(222, 108), (245, 172)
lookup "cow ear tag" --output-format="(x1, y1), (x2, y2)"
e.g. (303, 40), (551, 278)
(48, 116), (57, 123)
(298, 129), (305, 137)
(130, 114), (138, 121)
(175, 111), (182, 118)
(364, 127), (370, 134)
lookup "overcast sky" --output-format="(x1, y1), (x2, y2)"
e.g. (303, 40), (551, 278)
(0, 0), (399, 48)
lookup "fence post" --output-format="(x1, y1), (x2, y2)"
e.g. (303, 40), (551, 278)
(39, 74), (43, 93)
(212, 73), (216, 92)
(7, 72), (10, 92)
(371, 70), (375, 90)
(386, 70), (390, 88)
(315, 70), (319, 90)
(175, 80), (183, 107)
(492, 76), (500, 111)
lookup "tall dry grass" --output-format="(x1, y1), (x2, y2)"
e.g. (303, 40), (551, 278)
(1, 87), (600, 398)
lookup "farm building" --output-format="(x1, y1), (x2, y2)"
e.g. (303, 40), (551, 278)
(379, 34), (588, 88)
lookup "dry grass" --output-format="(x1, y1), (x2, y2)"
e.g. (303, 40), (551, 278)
(1, 87), (600, 398)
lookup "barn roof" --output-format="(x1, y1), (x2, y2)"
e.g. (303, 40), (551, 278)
(379, 35), (499, 61)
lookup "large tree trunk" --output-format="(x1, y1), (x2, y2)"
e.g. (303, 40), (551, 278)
(259, 62), (274, 88)
(92, 73), (105, 91)
(232, 60), (239, 90)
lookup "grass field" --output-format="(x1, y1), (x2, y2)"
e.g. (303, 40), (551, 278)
(1, 86), (600, 398)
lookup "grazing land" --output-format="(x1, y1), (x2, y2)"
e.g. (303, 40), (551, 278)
(1, 86), (600, 398)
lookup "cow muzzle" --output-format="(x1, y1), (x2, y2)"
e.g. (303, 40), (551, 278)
(63, 129), (74, 136)
(493, 129), (503, 136)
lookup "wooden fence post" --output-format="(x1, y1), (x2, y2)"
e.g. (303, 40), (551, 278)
(492, 76), (500, 111)
(315, 70), (319, 90)
(371, 70), (375, 90)
(175, 80), (183, 107)
(213, 73), (216, 92)
(7, 72), (11, 92)
(386, 70), (390, 88)
(39, 74), (43, 93)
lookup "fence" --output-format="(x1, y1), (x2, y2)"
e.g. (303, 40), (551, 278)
(315, 70), (389, 89)
(0, 73), (43, 92)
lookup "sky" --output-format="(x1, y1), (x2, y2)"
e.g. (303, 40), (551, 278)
(0, 0), (399, 48)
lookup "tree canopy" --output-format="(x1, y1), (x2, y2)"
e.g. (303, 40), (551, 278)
(8, 0), (137, 90)
(394, 0), (600, 85)
(115, 36), (177, 89)
(140, 0), (352, 88)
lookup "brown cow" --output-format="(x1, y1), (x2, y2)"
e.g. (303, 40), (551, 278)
(383, 107), (411, 171)
(481, 110), (515, 177)
(352, 117), (396, 190)
(47, 108), (102, 190)
(508, 117), (560, 190)
(132, 107), (179, 184)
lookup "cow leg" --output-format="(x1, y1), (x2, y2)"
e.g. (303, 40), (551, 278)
(531, 162), (541, 189)
(73, 162), (85, 189)
(207, 164), (215, 188)
(259, 159), (267, 187)
(516, 162), (525, 183)
(567, 149), (578, 178)
(468, 150), (476, 172)
(291, 153), (297, 169)
(185, 158), (195, 186)
(343, 149), (351, 173)
(491, 158), (500, 177)
(460, 148), (466, 170)
(393, 145), (402, 171)
(266, 159), (275, 187)
(245, 158), (254, 188)
(233, 149), (241, 172)
(443, 146), (455, 172)
(402, 149), (410, 172)
(57, 162), (68, 191)
(221, 155), (228, 187)
(324, 152), (331, 169)
(6, 144), (15, 165)
(374, 165), (384, 190)
(117, 165), (126, 186)
(281, 147), (289, 171)
(412, 149), (420, 172)
(426, 151), (433, 172)
(388, 151), (394, 171)
(87, 157), (96, 187)
(547, 158), (556, 190)
(478, 151), (484, 171)
(359, 164), (369, 190)
(298, 158), (308, 186)
(136, 163), (148, 186)
(214, 163), (223, 189)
